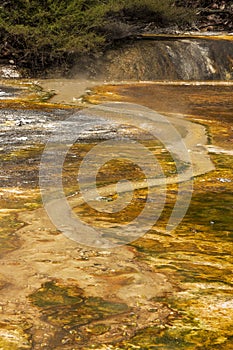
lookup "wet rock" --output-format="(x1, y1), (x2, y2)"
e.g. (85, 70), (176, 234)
(0, 65), (21, 79)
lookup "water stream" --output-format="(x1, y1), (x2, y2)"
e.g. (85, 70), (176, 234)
(0, 36), (232, 349)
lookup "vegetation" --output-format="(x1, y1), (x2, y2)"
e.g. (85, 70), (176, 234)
(0, 0), (107, 73)
(0, 0), (193, 74)
(0, 0), (231, 75)
(176, 0), (233, 31)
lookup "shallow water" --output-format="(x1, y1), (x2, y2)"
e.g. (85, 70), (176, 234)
(0, 85), (21, 99)
(84, 82), (233, 349)
(0, 80), (232, 349)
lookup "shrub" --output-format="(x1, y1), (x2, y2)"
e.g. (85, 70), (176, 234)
(0, 0), (193, 74)
(0, 0), (107, 72)
(106, 0), (194, 25)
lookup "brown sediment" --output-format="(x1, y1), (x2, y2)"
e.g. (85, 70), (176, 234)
(84, 81), (233, 151)
(83, 82), (233, 122)
(0, 79), (80, 110)
(0, 205), (177, 349)
(0, 80), (232, 348)
(37, 78), (104, 106)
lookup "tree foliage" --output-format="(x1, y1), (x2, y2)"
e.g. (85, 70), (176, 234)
(0, 0), (107, 72)
(0, 0), (193, 74)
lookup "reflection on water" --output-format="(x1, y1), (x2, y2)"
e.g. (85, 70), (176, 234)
(0, 81), (232, 348)
(0, 85), (21, 99)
